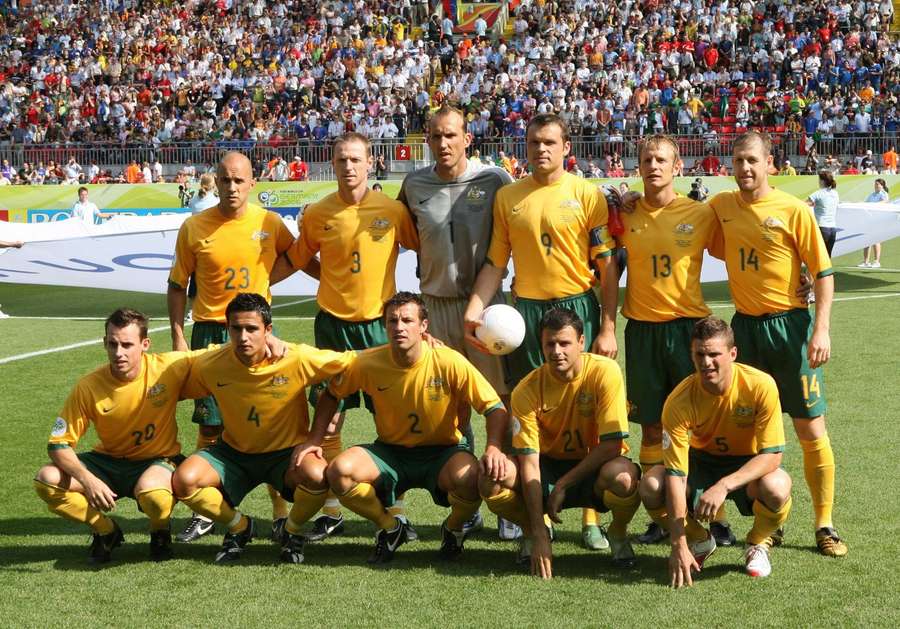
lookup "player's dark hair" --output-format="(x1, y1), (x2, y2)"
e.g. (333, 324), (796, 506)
(818, 170), (836, 189)
(77, 186), (88, 195)
(527, 113), (570, 144)
(226, 293), (272, 326)
(875, 178), (887, 189)
(733, 130), (772, 156)
(384, 291), (428, 322)
(691, 316), (735, 348)
(539, 307), (584, 339)
(105, 307), (149, 339)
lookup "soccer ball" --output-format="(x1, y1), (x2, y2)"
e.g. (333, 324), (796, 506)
(475, 304), (526, 356)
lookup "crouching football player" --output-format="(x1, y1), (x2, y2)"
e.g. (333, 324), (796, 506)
(296, 292), (510, 565)
(479, 308), (641, 579)
(172, 293), (356, 564)
(640, 317), (792, 586)
(34, 308), (192, 564)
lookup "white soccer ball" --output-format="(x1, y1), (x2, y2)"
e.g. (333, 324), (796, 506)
(475, 304), (526, 356)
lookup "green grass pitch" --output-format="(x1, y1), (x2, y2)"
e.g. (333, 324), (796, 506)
(1, 246), (899, 627)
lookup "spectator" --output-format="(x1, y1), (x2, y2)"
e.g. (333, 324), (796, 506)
(780, 160), (798, 176)
(288, 156), (309, 181)
(70, 187), (111, 225)
(63, 157), (82, 185)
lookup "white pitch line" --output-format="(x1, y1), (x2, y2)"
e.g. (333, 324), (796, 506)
(707, 292), (900, 309)
(0, 297), (315, 365)
(838, 266), (900, 272)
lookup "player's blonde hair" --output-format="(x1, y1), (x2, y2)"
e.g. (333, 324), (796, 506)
(333, 132), (371, 156)
(198, 173), (216, 196)
(428, 105), (468, 135)
(639, 134), (680, 163)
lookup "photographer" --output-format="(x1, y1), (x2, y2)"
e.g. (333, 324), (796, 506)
(687, 178), (708, 202)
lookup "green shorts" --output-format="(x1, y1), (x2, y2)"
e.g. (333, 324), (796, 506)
(312, 309), (387, 412)
(731, 309), (826, 418)
(539, 456), (609, 513)
(625, 318), (698, 425)
(78, 451), (183, 500)
(190, 321), (229, 427)
(507, 290), (600, 387)
(687, 449), (754, 517)
(197, 441), (294, 506)
(361, 439), (473, 508)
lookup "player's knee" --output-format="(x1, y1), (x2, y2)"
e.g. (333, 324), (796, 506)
(34, 464), (64, 487)
(641, 423), (663, 445)
(792, 415), (825, 441)
(477, 470), (503, 498)
(295, 459), (328, 491)
(325, 456), (354, 492)
(600, 458), (639, 496)
(758, 470), (792, 509)
(639, 466), (666, 505)
(172, 466), (200, 498)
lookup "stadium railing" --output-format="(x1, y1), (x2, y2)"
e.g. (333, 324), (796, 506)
(0, 132), (895, 173)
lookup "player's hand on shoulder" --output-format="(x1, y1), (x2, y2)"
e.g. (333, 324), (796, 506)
(591, 330), (618, 359)
(669, 543), (700, 589)
(421, 332), (445, 349)
(479, 445), (508, 482)
(531, 535), (553, 580)
(265, 335), (289, 361)
(808, 329), (831, 368)
(290, 441), (323, 469)
(621, 190), (643, 214)
(83, 475), (117, 512)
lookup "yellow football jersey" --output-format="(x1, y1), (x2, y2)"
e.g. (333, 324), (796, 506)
(486, 172), (615, 300)
(168, 204), (294, 322)
(662, 362), (785, 476)
(709, 189), (833, 316)
(618, 196), (721, 321)
(48, 351), (198, 459)
(183, 343), (355, 453)
(328, 343), (503, 447)
(285, 190), (419, 321)
(510, 354), (629, 460)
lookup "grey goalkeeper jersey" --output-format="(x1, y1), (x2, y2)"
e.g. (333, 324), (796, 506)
(399, 161), (513, 298)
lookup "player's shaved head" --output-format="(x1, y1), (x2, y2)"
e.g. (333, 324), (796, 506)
(733, 131), (772, 157)
(691, 316), (735, 348)
(429, 105), (467, 135)
(217, 151), (253, 176)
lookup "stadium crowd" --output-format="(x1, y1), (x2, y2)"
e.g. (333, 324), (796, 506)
(1, 0), (900, 178)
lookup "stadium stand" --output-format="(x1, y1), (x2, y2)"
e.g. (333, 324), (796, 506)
(0, 0), (899, 179)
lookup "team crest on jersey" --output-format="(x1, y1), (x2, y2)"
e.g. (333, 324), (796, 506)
(576, 390), (595, 415)
(251, 230), (270, 241)
(270, 375), (289, 387)
(559, 199), (582, 210)
(760, 216), (783, 243)
(732, 404), (755, 427)
(466, 187), (487, 201)
(51, 417), (67, 437)
(674, 222), (695, 247)
(426, 376), (445, 401)
(368, 217), (392, 241)
(148, 383), (168, 407)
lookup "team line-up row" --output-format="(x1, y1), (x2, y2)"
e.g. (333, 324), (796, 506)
(33, 112), (845, 585)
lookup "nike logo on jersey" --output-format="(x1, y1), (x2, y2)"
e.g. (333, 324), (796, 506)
(102, 406), (116, 413)
(721, 218), (734, 223)
(377, 385), (391, 391)
(216, 382), (231, 387)
(323, 224), (334, 231)
(418, 196), (434, 205)
(203, 238), (215, 244)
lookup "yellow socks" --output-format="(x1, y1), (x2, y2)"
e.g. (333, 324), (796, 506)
(136, 488), (175, 531)
(639, 443), (663, 474)
(446, 492), (481, 531)
(267, 484), (290, 520)
(603, 489), (640, 539)
(180, 487), (247, 533)
(320, 435), (343, 518)
(685, 515), (709, 544)
(286, 485), (328, 535)
(800, 433), (835, 529)
(482, 487), (529, 531)
(582, 507), (599, 527)
(338, 482), (395, 530)
(748, 497), (792, 546)
(34, 480), (114, 534)
(646, 505), (669, 532)
(713, 503), (728, 523)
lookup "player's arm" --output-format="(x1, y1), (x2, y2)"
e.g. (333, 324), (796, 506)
(463, 262), (505, 353)
(665, 473), (699, 588)
(167, 281), (189, 352)
(591, 253), (619, 358)
(270, 252), (320, 284)
(808, 273), (833, 368)
(518, 451), (553, 580)
(0, 240), (24, 248)
(481, 406), (509, 482)
(289, 390), (338, 469)
(694, 451), (782, 522)
(48, 445), (117, 511)
(545, 438), (622, 523)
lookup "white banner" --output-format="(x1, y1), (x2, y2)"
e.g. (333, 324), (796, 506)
(1, 204), (899, 294)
